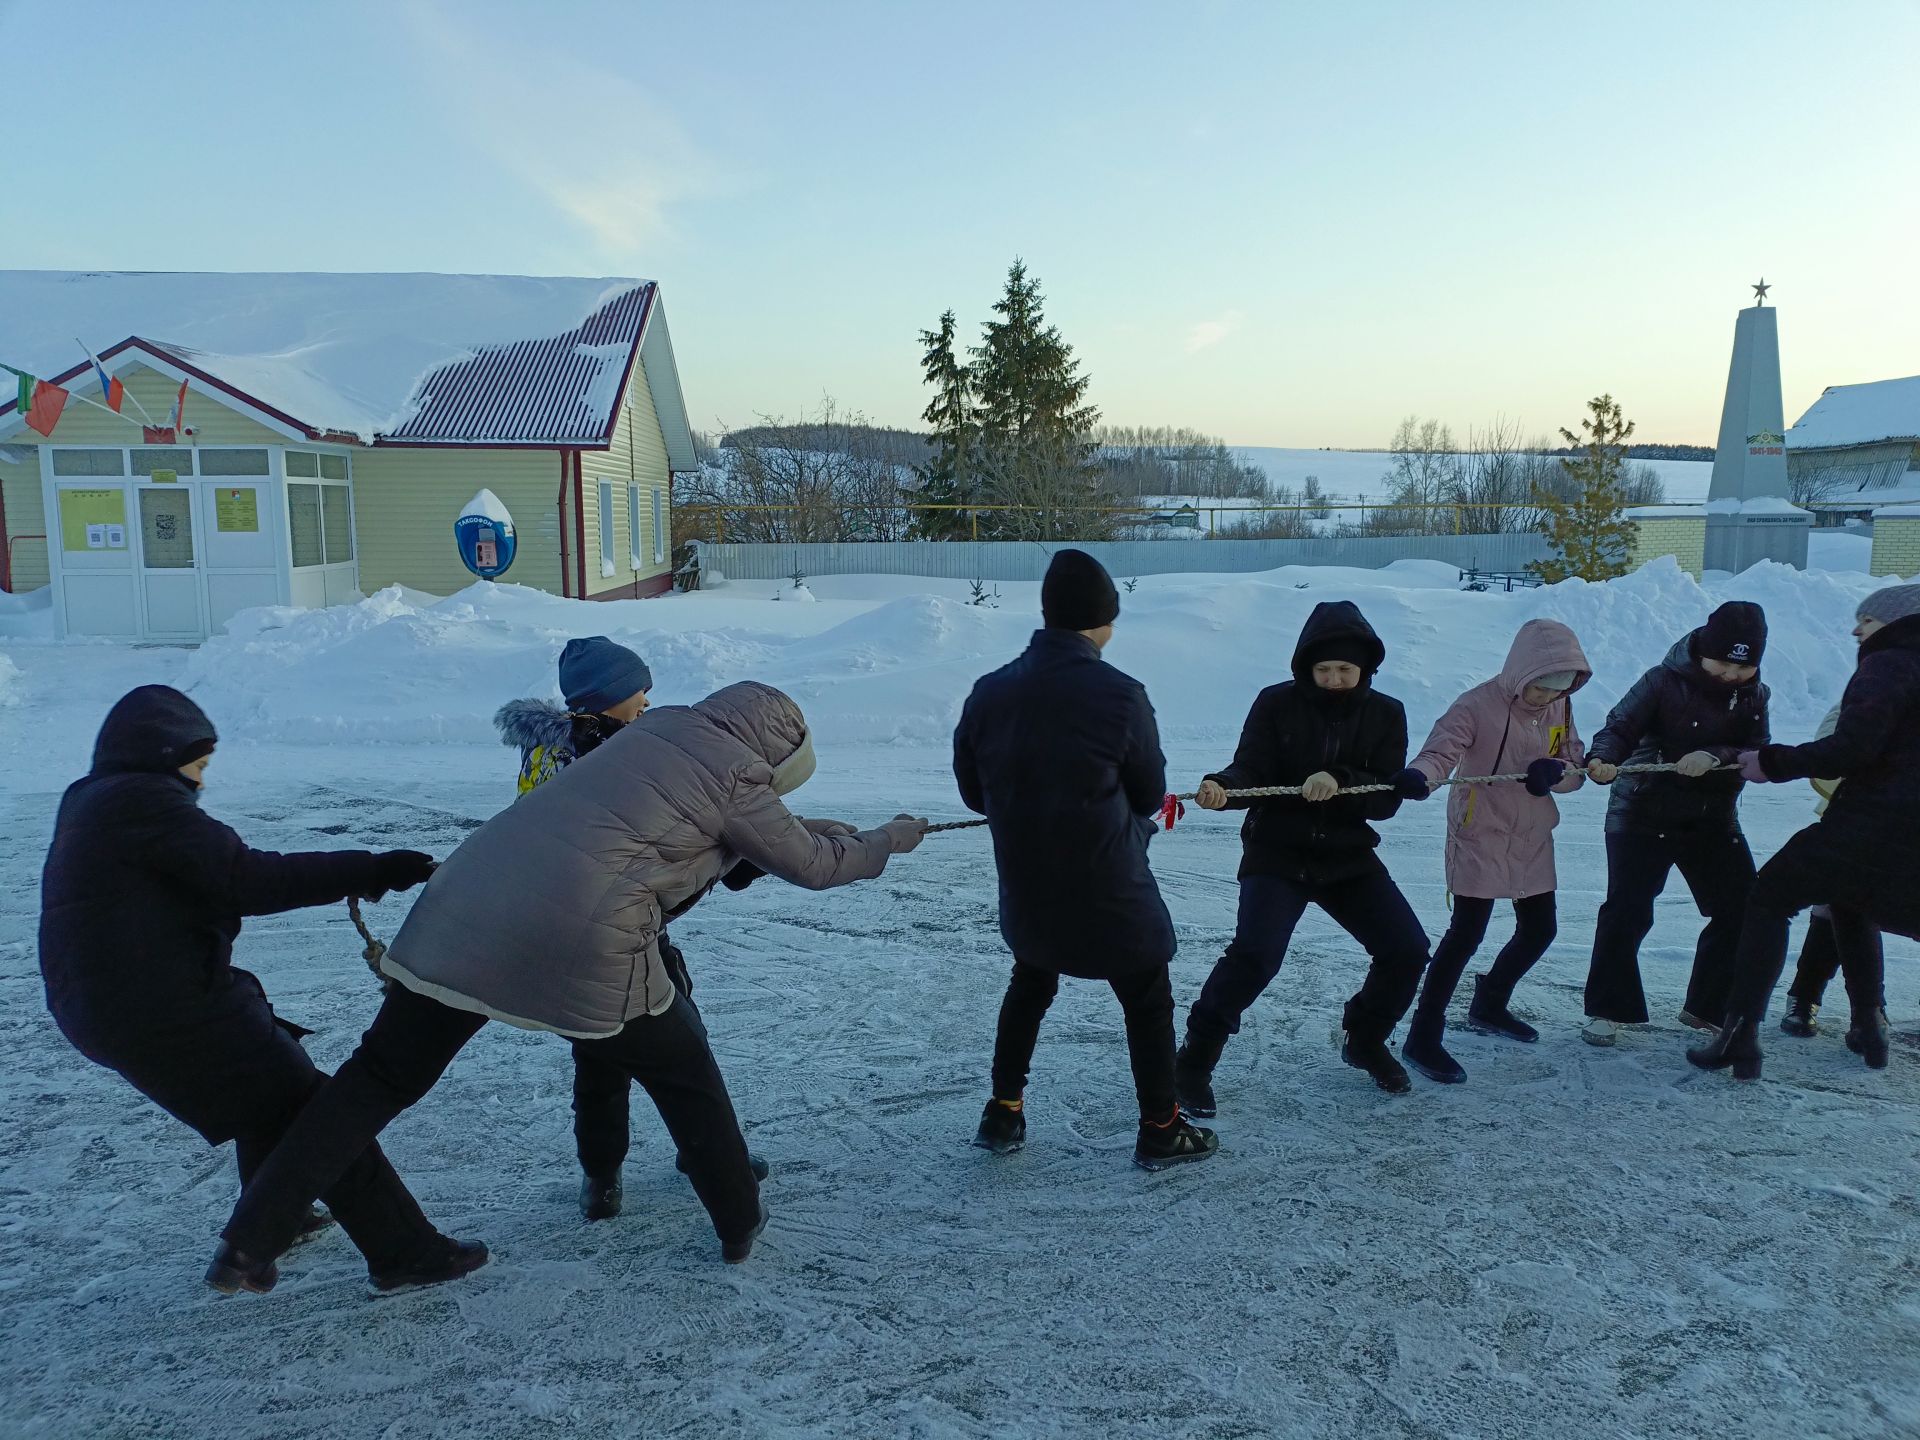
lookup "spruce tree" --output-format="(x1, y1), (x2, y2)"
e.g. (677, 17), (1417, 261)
(913, 309), (976, 539)
(969, 260), (1106, 540)
(1532, 394), (1639, 582)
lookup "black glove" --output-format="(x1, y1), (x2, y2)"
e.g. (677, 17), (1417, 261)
(1524, 758), (1567, 797)
(1390, 768), (1431, 801)
(362, 850), (435, 900)
(722, 860), (766, 892)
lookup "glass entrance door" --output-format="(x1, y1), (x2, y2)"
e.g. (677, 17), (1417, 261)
(135, 486), (205, 638)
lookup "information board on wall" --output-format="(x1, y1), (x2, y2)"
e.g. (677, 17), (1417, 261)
(59, 490), (128, 552)
(216, 488), (260, 533)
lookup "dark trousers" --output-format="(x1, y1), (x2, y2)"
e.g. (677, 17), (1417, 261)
(1188, 869), (1431, 1047)
(990, 960), (1178, 1120)
(1413, 892), (1557, 1028)
(571, 934), (697, 1177)
(223, 984), (760, 1260)
(1723, 826), (1895, 1024)
(1584, 829), (1755, 1024)
(1786, 907), (1887, 1013)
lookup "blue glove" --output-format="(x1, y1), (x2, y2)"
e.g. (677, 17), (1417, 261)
(1524, 758), (1567, 797)
(1390, 768), (1431, 800)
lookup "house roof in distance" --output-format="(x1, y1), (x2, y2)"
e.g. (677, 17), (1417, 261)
(1787, 373), (1920, 451)
(0, 270), (698, 464)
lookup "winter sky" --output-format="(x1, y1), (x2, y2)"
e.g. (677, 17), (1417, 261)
(3, 0), (1916, 448)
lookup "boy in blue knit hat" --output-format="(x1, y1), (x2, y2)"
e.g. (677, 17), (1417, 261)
(495, 636), (767, 1220)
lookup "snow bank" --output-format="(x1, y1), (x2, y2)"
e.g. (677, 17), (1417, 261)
(179, 558), (1884, 750)
(0, 586), (54, 642)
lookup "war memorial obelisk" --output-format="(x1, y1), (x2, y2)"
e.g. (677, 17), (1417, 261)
(1703, 279), (1811, 571)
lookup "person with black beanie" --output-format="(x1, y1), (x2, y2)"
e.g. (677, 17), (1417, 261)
(1174, 601), (1431, 1099)
(38, 686), (483, 1296)
(955, 550), (1218, 1169)
(1579, 601), (1771, 1046)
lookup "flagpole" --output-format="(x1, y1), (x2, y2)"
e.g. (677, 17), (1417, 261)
(74, 339), (160, 426)
(2, 363), (152, 431)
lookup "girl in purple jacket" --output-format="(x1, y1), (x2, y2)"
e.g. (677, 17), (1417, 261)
(1390, 619), (1592, 1082)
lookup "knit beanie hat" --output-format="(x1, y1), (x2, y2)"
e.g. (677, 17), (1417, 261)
(559, 636), (654, 713)
(1041, 549), (1120, 631)
(1695, 601), (1767, 666)
(1858, 583), (1920, 627)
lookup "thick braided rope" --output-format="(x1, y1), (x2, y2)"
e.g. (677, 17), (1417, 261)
(923, 761), (1722, 834)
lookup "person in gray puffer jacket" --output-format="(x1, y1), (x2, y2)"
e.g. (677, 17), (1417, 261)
(208, 682), (928, 1291)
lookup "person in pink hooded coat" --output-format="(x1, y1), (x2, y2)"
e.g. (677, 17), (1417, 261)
(1387, 619), (1592, 1082)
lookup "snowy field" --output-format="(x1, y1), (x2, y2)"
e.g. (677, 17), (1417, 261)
(3, 557), (1919, 1438)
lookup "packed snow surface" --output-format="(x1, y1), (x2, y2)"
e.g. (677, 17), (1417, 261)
(2, 559), (1917, 1437)
(0, 271), (645, 441)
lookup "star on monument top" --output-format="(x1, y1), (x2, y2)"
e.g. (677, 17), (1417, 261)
(1752, 278), (1770, 305)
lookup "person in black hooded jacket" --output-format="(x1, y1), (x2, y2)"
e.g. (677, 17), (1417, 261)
(1579, 601), (1771, 1045)
(1175, 601), (1430, 1098)
(1691, 585), (1920, 1080)
(38, 685), (484, 1296)
(954, 550), (1218, 1170)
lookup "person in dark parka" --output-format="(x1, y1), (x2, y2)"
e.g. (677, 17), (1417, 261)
(1177, 600), (1430, 1099)
(1692, 585), (1920, 1080)
(38, 686), (481, 1295)
(1580, 601), (1771, 1044)
(954, 550), (1218, 1170)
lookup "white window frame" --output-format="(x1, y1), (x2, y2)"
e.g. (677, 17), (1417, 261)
(597, 480), (616, 578)
(628, 482), (644, 570)
(651, 487), (666, 566)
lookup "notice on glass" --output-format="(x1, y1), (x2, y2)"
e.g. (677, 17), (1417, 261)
(216, 488), (259, 533)
(59, 489), (128, 553)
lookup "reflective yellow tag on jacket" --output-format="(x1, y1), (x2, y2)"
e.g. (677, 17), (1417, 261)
(1547, 724), (1566, 758)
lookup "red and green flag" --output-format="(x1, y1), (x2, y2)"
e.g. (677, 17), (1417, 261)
(3, 365), (70, 436)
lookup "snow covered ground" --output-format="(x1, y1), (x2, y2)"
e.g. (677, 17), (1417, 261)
(3, 560), (1918, 1438)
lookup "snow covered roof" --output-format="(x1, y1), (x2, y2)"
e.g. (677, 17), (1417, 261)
(0, 271), (699, 462)
(1787, 374), (1920, 451)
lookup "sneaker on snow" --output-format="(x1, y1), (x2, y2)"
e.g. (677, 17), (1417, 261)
(1582, 1018), (1621, 1047)
(204, 1241), (278, 1296)
(1847, 1007), (1891, 1070)
(1400, 1029), (1466, 1084)
(368, 1236), (490, 1295)
(1780, 998), (1820, 1038)
(675, 1151), (772, 1182)
(290, 1206), (336, 1246)
(580, 1170), (623, 1222)
(1132, 1115), (1220, 1171)
(971, 1098), (1026, 1155)
(1677, 1009), (1720, 1033)
(1338, 1031), (1413, 1094)
(1465, 977), (1539, 1043)
(722, 1199), (770, 1264)
(1172, 1045), (1218, 1118)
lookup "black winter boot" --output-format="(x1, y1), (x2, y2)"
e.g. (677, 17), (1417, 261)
(1780, 997), (1819, 1037)
(1174, 1035), (1224, 1119)
(291, 1206), (336, 1246)
(1132, 1114), (1220, 1171)
(722, 1199), (770, 1264)
(368, 1235), (490, 1295)
(972, 1098), (1026, 1155)
(1466, 976), (1539, 1044)
(676, 1151), (772, 1183)
(1339, 1030), (1413, 1094)
(1847, 1007), (1891, 1070)
(580, 1169), (623, 1222)
(1686, 1014), (1762, 1081)
(1401, 1017), (1465, 1084)
(204, 1241), (278, 1295)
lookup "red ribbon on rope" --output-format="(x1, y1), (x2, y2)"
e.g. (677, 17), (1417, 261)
(1158, 793), (1186, 831)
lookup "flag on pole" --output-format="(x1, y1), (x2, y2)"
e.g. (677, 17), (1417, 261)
(3, 365), (70, 436)
(166, 377), (189, 435)
(77, 341), (125, 413)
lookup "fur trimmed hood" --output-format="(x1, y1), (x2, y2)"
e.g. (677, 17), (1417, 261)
(494, 698), (575, 755)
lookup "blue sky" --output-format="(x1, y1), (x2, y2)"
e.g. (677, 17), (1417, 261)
(3, 0), (1916, 447)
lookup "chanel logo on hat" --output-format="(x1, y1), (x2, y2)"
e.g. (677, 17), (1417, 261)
(1729, 643), (1750, 660)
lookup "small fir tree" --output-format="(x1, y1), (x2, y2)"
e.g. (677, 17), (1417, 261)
(1532, 394), (1638, 582)
(913, 309), (976, 539)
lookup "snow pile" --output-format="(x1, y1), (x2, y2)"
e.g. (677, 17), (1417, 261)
(0, 271), (645, 441)
(0, 585), (54, 642)
(179, 559), (1884, 751)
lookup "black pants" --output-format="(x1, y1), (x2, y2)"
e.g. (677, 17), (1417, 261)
(990, 961), (1178, 1120)
(1187, 868), (1431, 1047)
(571, 937), (698, 1176)
(1413, 892), (1557, 1028)
(1584, 829), (1755, 1024)
(1723, 825), (1897, 1025)
(1786, 908), (1887, 1012)
(223, 984), (761, 1260)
